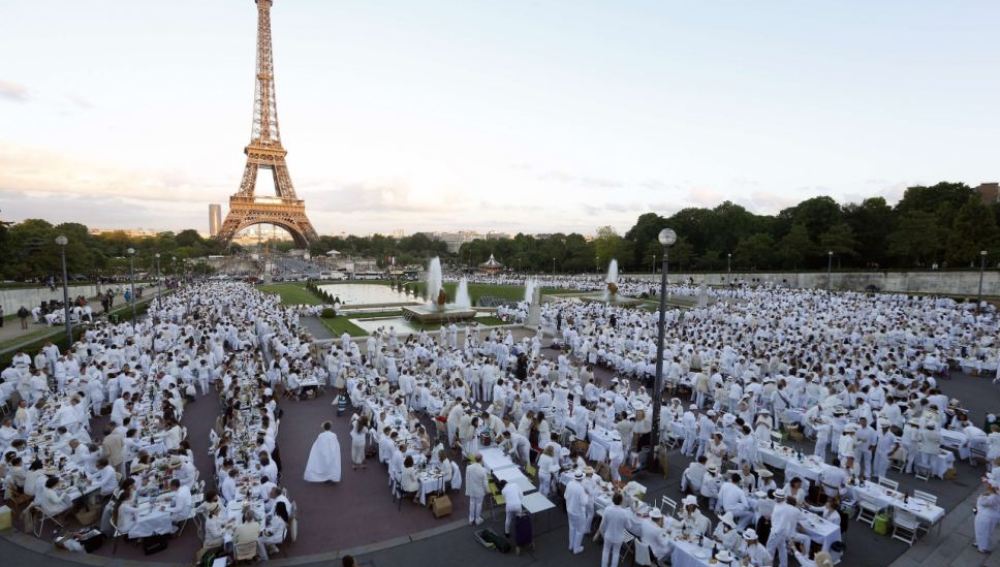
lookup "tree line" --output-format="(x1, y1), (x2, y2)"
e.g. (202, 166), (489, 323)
(457, 182), (1000, 274)
(2, 181), (996, 281)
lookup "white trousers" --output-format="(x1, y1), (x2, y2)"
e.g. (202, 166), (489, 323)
(601, 539), (623, 567)
(975, 510), (1000, 552)
(568, 513), (587, 551)
(468, 496), (483, 523)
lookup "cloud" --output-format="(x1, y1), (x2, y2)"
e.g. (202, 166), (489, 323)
(307, 180), (470, 215)
(0, 143), (227, 204)
(0, 80), (29, 102)
(538, 170), (626, 190)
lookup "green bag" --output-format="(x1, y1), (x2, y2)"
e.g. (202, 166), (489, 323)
(873, 512), (890, 535)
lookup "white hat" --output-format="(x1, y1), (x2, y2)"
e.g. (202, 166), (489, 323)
(573, 470), (584, 480)
(650, 508), (663, 519)
(743, 528), (758, 541)
(682, 495), (698, 506)
(689, 404), (698, 410)
(774, 489), (786, 500)
(719, 512), (736, 528)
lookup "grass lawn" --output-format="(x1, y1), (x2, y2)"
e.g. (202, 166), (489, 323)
(0, 327), (56, 352)
(259, 283), (322, 305)
(319, 316), (368, 337)
(403, 282), (527, 304)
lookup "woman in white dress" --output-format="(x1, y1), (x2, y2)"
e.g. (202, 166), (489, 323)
(349, 417), (369, 470)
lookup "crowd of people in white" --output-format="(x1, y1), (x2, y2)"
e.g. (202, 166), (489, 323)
(0, 283), (304, 562)
(3, 277), (1000, 567)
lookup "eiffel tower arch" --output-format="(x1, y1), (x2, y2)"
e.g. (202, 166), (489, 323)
(217, 0), (319, 248)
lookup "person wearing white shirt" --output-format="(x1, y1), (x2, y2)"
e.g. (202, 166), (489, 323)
(681, 456), (707, 494)
(94, 458), (118, 497)
(564, 470), (589, 554)
(500, 479), (523, 536)
(168, 478), (193, 523)
(641, 509), (673, 563)
(464, 454), (488, 526)
(596, 493), (630, 567)
(719, 473), (753, 529)
(766, 492), (809, 567)
(220, 468), (238, 504)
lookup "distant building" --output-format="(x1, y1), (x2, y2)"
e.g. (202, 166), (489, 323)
(431, 230), (484, 253)
(977, 182), (1000, 205)
(88, 227), (161, 238)
(209, 204), (222, 236)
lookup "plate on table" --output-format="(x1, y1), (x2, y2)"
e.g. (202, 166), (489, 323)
(694, 548), (711, 559)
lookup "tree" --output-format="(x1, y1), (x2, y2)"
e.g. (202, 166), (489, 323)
(778, 224), (813, 269)
(843, 197), (892, 268)
(948, 197), (999, 266)
(887, 211), (941, 266)
(819, 222), (859, 260)
(734, 233), (775, 270)
(594, 226), (633, 272)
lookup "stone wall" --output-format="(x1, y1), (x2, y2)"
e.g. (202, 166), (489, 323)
(0, 284), (107, 316)
(631, 271), (1000, 297)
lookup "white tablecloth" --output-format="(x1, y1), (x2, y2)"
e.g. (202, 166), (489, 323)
(418, 472), (446, 505)
(129, 507), (173, 538)
(494, 466), (535, 493)
(480, 448), (516, 473)
(670, 540), (712, 567)
(850, 483), (945, 525)
(587, 428), (621, 462)
(800, 511), (841, 550)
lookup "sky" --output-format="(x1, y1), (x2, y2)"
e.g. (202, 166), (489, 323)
(1, 0), (999, 237)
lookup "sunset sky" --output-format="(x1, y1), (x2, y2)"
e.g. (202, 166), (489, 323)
(1, 0), (999, 236)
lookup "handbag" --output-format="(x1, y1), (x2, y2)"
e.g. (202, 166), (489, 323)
(873, 512), (890, 535)
(430, 494), (453, 518)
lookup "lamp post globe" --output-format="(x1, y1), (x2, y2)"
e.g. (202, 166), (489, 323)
(658, 228), (677, 247)
(55, 235), (68, 247)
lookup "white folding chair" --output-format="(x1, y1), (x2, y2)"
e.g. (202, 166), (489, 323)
(618, 532), (636, 567)
(877, 477), (898, 491)
(891, 509), (920, 546)
(660, 495), (677, 517)
(913, 490), (937, 506)
(855, 495), (884, 528)
(913, 463), (931, 482)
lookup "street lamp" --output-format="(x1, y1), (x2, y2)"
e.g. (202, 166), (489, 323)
(978, 250), (987, 310)
(154, 253), (162, 309)
(827, 250), (833, 291)
(650, 227), (676, 469)
(54, 235), (72, 347)
(727, 253), (732, 278)
(552, 257), (556, 276)
(126, 248), (137, 329)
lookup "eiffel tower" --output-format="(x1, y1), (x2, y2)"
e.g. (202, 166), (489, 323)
(217, 0), (319, 248)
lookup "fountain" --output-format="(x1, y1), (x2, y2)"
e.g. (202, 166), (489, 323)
(455, 277), (471, 308)
(581, 258), (642, 306)
(523, 277), (536, 304)
(401, 257), (478, 323)
(603, 259), (619, 301)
